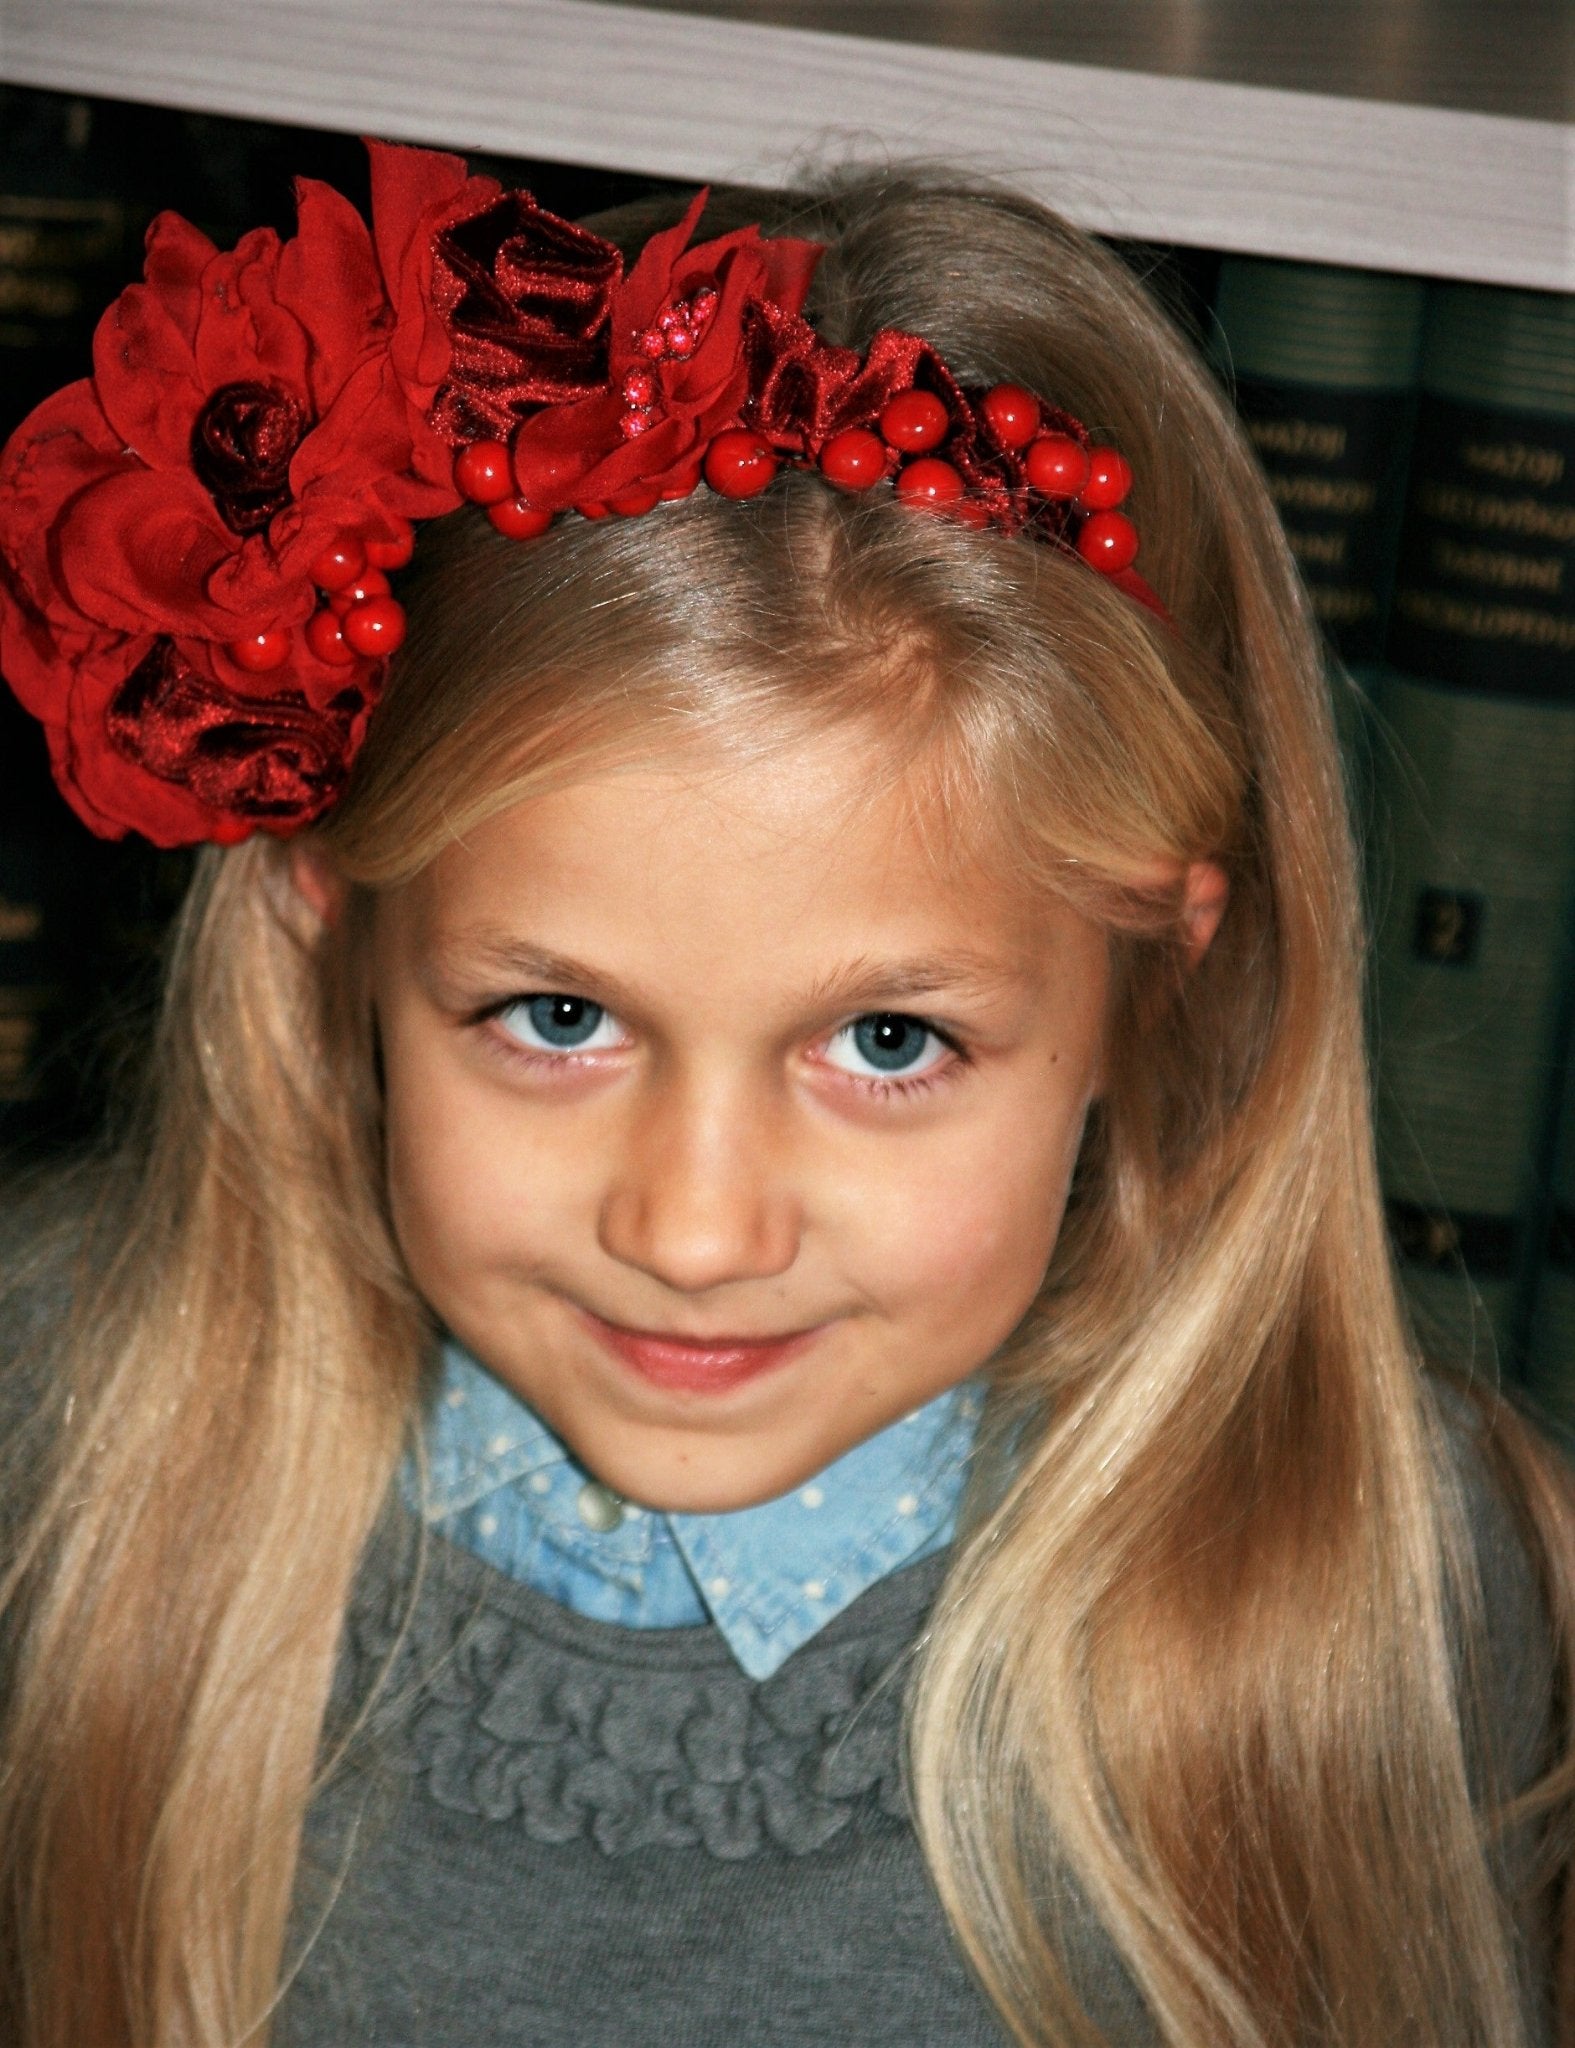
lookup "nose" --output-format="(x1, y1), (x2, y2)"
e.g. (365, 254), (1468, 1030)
(597, 1070), (800, 1295)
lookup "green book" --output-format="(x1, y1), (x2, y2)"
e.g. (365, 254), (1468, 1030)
(1212, 257), (1425, 803)
(1526, 1024), (1575, 1425)
(1369, 282), (1575, 1372)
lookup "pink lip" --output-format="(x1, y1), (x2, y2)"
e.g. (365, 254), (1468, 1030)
(577, 1308), (822, 1394)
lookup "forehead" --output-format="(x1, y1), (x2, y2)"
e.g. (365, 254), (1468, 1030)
(392, 726), (1106, 1014)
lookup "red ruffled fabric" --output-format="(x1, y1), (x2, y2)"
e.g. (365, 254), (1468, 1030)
(0, 153), (453, 840)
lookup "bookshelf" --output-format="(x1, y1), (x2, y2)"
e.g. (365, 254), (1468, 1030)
(1, 0), (1571, 289)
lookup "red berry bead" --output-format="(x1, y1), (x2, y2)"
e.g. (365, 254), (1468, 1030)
(227, 628), (292, 672)
(703, 429), (778, 499)
(666, 325), (696, 358)
(620, 408), (655, 440)
(309, 537), (366, 591)
(488, 497), (555, 540)
(879, 390), (949, 453)
(980, 384), (1041, 450)
(1024, 434), (1091, 499)
(638, 327), (667, 360)
(1075, 509), (1140, 574)
(453, 440), (514, 505)
(1078, 447), (1133, 511)
(622, 369), (656, 408)
(211, 818), (254, 847)
(305, 607), (354, 664)
(365, 522), (415, 570)
(576, 501), (611, 520)
(329, 568), (391, 617)
(690, 286), (718, 328)
(341, 596), (407, 657)
(819, 427), (887, 490)
(895, 457), (964, 510)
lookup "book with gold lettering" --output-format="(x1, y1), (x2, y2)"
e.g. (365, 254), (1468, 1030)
(1369, 282), (1575, 1371)
(1211, 257), (1426, 811)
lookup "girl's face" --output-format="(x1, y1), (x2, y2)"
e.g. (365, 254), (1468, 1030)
(370, 728), (1109, 1512)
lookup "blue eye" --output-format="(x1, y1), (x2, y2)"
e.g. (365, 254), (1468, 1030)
(496, 995), (623, 1053)
(825, 1012), (947, 1079)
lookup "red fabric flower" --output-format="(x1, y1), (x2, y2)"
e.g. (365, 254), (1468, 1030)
(427, 189), (624, 443)
(0, 174), (452, 655)
(0, 161), (458, 840)
(0, 560), (379, 845)
(509, 191), (823, 512)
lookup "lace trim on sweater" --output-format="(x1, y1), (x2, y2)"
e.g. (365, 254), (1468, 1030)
(345, 1532), (945, 1861)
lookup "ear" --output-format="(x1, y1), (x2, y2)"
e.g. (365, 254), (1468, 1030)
(1181, 859), (1229, 966)
(288, 839), (349, 928)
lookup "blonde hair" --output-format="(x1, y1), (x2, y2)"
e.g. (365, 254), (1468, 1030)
(2, 170), (1573, 2047)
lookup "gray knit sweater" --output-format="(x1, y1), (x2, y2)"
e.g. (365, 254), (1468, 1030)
(280, 1527), (1038, 2046)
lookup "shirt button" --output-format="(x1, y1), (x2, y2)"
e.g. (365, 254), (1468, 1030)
(576, 1480), (625, 1532)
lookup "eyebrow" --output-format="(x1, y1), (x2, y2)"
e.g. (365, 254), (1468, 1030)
(427, 932), (1030, 1014)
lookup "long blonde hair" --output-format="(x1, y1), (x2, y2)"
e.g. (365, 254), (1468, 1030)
(2, 170), (1572, 2047)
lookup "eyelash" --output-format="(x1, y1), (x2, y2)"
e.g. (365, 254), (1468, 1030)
(471, 998), (970, 1100)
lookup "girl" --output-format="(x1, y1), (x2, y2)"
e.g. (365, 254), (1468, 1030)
(0, 141), (1570, 2048)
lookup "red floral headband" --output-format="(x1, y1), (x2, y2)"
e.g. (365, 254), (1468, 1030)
(0, 141), (1162, 849)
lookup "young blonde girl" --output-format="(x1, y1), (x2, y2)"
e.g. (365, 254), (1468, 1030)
(0, 147), (1571, 2047)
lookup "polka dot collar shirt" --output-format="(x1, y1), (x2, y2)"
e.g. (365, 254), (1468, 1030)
(412, 1339), (984, 1681)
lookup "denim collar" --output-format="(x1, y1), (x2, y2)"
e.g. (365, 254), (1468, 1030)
(411, 1339), (982, 1681)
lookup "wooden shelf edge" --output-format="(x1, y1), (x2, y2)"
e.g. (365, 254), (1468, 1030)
(3, 0), (1571, 290)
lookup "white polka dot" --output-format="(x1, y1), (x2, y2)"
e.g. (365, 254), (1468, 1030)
(802, 1579), (826, 1600)
(444, 1386), (467, 1408)
(708, 1576), (731, 1599)
(624, 1504), (645, 1520)
(477, 1514), (499, 1538)
(799, 1485), (825, 1509)
(896, 1493), (919, 1516)
(529, 1471), (552, 1495)
(488, 1434), (512, 1456)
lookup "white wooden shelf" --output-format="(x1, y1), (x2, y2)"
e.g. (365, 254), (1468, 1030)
(1, 0), (1570, 289)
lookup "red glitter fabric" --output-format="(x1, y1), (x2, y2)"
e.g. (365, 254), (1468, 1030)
(105, 641), (371, 826)
(426, 192), (624, 444)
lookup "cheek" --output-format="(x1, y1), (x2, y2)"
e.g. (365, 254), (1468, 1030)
(379, 1017), (566, 1301)
(848, 1099), (1082, 1345)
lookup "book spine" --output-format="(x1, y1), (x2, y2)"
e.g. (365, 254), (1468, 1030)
(1211, 256), (1425, 802)
(0, 92), (133, 1153)
(1525, 1024), (1575, 1421)
(1369, 281), (1575, 1370)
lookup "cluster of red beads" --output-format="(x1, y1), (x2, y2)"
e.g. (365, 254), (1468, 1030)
(225, 522), (414, 675)
(621, 286), (720, 439)
(812, 380), (1140, 574)
(446, 376), (1141, 581)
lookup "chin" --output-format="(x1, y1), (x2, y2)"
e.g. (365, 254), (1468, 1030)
(577, 1433), (813, 1517)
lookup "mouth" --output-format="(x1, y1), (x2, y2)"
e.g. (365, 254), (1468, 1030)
(575, 1306), (825, 1395)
